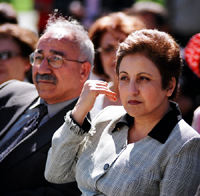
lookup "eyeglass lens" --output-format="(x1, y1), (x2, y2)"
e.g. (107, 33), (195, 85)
(30, 53), (63, 68)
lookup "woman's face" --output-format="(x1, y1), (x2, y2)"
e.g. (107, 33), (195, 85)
(118, 54), (174, 120)
(0, 37), (30, 84)
(99, 31), (126, 82)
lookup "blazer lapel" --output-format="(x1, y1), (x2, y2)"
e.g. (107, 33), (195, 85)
(0, 91), (38, 138)
(0, 99), (78, 171)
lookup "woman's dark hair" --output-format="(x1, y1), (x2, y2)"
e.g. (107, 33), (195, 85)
(0, 23), (38, 58)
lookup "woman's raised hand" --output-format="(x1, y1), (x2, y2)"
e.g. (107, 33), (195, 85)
(71, 80), (116, 125)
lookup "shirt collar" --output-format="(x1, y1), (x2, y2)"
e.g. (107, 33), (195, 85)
(112, 101), (182, 144)
(30, 97), (78, 118)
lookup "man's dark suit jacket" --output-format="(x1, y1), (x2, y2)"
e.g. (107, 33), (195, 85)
(0, 80), (81, 196)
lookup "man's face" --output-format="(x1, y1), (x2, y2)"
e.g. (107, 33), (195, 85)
(32, 31), (87, 104)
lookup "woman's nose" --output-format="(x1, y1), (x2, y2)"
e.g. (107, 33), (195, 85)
(129, 80), (139, 95)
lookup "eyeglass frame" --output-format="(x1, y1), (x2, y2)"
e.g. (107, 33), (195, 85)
(29, 51), (86, 68)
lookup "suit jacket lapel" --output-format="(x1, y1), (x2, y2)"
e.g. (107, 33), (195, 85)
(0, 91), (38, 138)
(0, 99), (78, 171)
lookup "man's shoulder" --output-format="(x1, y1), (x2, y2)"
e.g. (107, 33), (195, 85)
(1, 79), (35, 90)
(0, 80), (37, 95)
(0, 80), (38, 106)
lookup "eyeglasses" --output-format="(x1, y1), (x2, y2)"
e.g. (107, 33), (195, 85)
(0, 51), (20, 60)
(29, 52), (86, 68)
(97, 46), (118, 54)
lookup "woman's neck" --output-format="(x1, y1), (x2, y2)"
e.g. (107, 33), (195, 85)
(128, 101), (171, 143)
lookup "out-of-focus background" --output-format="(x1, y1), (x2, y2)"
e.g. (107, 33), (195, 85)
(1, 0), (200, 126)
(1, 0), (200, 48)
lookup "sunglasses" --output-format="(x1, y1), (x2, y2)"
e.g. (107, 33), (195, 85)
(0, 51), (20, 60)
(29, 52), (86, 68)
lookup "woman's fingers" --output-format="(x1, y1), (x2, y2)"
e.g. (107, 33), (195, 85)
(71, 80), (117, 125)
(105, 93), (117, 102)
(81, 80), (113, 98)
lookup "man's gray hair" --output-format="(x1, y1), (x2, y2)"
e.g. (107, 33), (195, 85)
(44, 13), (94, 66)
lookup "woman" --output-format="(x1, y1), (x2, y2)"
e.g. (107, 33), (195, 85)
(0, 23), (38, 84)
(89, 12), (145, 118)
(45, 29), (200, 196)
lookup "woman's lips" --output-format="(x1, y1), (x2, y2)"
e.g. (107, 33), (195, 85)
(128, 100), (141, 105)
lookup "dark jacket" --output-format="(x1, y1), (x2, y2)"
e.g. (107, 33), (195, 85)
(0, 80), (81, 196)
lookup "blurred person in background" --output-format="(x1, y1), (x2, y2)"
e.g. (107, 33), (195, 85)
(0, 2), (18, 24)
(83, 0), (134, 28)
(34, 0), (85, 34)
(34, 0), (54, 35)
(125, 1), (170, 33)
(88, 12), (145, 118)
(0, 23), (38, 84)
(166, 0), (200, 47)
(184, 33), (200, 132)
(52, 0), (84, 17)
(168, 32), (200, 125)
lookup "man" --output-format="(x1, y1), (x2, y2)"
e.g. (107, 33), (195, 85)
(0, 13), (94, 196)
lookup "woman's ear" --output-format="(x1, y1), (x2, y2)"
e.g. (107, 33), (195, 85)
(24, 59), (32, 72)
(80, 62), (92, 82)
(166, 77), (176, 97)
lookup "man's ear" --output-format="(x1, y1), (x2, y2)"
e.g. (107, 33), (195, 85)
(80, 62), (92, 82)
(166, 77), (176, 97)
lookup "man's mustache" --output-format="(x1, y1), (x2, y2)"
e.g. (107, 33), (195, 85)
(35, 74), (57, 84)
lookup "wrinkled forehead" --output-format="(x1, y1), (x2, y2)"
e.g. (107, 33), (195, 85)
(36, 31), (79, 55)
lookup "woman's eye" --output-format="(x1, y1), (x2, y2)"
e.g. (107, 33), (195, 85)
(139, 76), (150, 81)
(104, 47), (115, 53)
(120, 76), (128, 81)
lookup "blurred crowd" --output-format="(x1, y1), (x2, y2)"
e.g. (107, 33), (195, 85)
(0, 0), (200, 125)
(3, 0), (199, 47)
